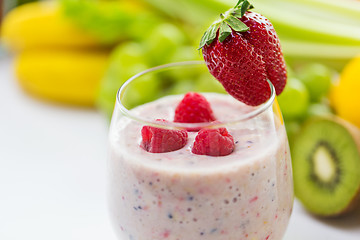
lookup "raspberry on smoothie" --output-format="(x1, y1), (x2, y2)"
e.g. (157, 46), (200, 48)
(140, 119), (188, 153)
(174, 92), (216, 124)
(192, 127), (235, 156)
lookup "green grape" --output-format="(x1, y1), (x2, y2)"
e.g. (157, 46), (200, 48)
(122, 73), (161, 109)
(97, 42), (150, 118)
(306, 103), (333, 118)
(284, 120), (301, 146)
(128, 14), (163, 42)
(286, 63), (295, 79)
(297, 63), (333, 102)
(166, 68), (205, 89)
(168, 79), (195, 95)
(104, 42), (147, 87)
(170, 45), (202, 62)
(195, 73), (227, 94)
(278, 77), (310, 121)
(144, 23), (187, 66)
(165, 45), (204, 84)
(155, 45), (201, 84)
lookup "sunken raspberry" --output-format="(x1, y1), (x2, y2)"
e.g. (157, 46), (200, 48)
(192, 127), (235, 156)
(141, 119), (188, 153)
(174, 92), (216, 124)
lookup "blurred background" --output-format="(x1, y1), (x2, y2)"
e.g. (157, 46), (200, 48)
(1, 0), (360, 239)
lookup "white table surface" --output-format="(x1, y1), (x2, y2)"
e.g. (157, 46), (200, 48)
(1, 56), (359, 240)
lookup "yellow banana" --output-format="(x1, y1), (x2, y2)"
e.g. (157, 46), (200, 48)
(1, 1), (102, 51)
(15, 49), (110, 106)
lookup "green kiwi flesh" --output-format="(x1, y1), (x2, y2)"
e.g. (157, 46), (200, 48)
(292, 117), (360, 217)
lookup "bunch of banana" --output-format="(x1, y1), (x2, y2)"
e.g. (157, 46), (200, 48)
(1, 1), (134, 106)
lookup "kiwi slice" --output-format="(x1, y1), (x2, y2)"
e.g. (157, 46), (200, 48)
(292, 117), (360, 217)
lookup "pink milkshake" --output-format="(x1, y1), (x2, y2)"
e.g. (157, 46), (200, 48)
(108, 70), (293, 240)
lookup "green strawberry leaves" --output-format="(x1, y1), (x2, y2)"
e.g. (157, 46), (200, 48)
(219, 21), (231, 42)
(235, 0), (254, 16)
(224, 15), (249, 32)
(199, 0), (254, 49)
(199, 23), (220, 50)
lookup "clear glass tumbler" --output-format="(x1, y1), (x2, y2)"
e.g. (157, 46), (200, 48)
(108, 61), (293, 240)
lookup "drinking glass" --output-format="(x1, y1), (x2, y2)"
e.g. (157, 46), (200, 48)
(108, 61), (293, 240)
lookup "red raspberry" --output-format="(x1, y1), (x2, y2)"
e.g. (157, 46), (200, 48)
(141, 119), (188, 153)
(192, 127), (235, 156)
(174, 92), (216, 124)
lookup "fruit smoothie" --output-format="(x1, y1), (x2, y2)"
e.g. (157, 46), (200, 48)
(108, 93), (293, 240)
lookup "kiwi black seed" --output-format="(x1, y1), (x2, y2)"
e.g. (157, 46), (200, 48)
(291, 117), (360, 217)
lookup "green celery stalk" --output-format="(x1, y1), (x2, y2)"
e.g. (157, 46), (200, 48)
(139, 0), (229, 34)
(218, 0), (360, 68)
(60, 0), (162, 44)
(252, 0), (360, 45)
(281, 40), (360, 59)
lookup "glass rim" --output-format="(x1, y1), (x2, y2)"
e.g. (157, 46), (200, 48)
(116, 61), (276, 129)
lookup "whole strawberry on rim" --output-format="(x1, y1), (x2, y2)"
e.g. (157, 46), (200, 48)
(199, 0), (287, 106)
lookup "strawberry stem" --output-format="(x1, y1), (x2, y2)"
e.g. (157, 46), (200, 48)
(198, 0), (254, 49)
